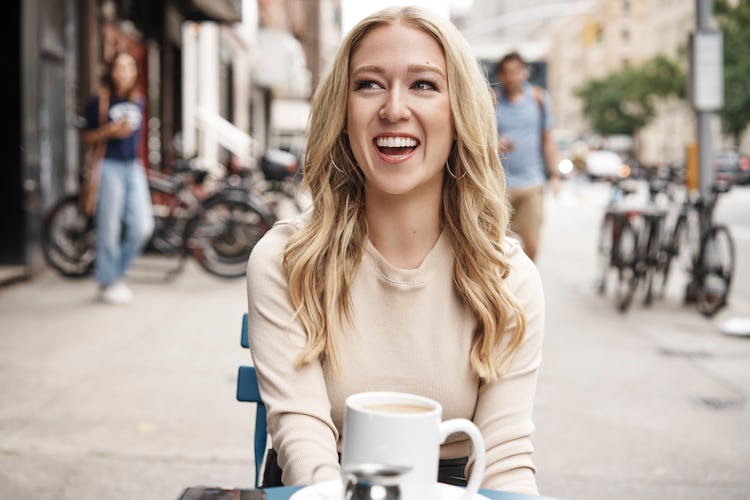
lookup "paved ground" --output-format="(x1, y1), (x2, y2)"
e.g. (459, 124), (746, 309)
(0, 257), (252, 500)
(532, 181), (750, 500)
(1, 180), (748, 500)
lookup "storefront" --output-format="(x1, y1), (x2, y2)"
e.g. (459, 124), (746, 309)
(4, 0), (241, 283)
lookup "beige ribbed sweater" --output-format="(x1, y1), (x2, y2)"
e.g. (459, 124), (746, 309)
(246, 216), (544, 495)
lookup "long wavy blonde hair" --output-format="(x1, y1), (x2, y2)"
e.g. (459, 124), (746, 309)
(284, 6), (526, 382)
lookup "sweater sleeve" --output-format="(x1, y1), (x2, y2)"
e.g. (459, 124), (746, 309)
(470, 240), (545, 495)
(246, 222), (341, 485)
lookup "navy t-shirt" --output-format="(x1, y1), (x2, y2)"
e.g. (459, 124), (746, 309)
(84, 93), (143, 161)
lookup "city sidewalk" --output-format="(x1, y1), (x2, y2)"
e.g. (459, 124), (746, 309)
(1, 181), (749, 500)
(0, 257), (254, 500)
(532, 183), (750, 499)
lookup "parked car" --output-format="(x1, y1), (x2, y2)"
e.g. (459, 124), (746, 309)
(714, 149), (750, 185)
(585, 150), (630, 181)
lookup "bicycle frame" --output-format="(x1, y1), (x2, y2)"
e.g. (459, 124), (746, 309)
(43, 161), (274, 280)
(597, 171), (687, 313)
(685, 184), (735, 315)
(655, 180), (734, 316)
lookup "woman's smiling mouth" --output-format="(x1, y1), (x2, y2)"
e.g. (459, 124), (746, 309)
(374, 136), (419, 161)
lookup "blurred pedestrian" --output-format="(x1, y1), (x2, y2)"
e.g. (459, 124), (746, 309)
(495, 51), (559, 261)
(82, 53), (153, 305)
(247, 6), (544, 495)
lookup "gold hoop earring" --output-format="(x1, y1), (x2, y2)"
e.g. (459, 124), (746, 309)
(446, 160), (466, 180)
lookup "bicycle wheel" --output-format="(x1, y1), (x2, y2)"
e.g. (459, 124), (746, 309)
(150, 196), (195, 254)
(614, 218), (638, 313)
(695, 224), (735, 317)
(641, 213), (666, 307)
(185, 195), (273, 279)
(656, 215), (685, 298)
(595, 213), (614, 296)
(42, 195), (96, 277)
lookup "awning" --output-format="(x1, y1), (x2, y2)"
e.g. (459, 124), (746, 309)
(189, 0), (242, 23)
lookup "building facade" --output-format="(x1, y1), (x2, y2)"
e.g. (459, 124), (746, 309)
(6, 0), (335, 283)
(548, 0), (696, 165)
(460, 0), (739, 167)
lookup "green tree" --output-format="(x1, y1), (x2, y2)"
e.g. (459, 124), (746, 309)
(715, 0), (750, 146)
(575, 55), (685, 138)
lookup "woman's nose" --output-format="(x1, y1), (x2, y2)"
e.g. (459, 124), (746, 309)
(379, 89), (411, 122)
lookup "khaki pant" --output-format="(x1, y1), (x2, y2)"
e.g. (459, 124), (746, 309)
(507, 185), (544, 257)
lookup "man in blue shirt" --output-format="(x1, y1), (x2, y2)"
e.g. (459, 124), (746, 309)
(495, 52), (559, 261)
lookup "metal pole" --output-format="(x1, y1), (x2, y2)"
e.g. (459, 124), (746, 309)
(696, 0), (713, 199)
(697, 0), (711, 26)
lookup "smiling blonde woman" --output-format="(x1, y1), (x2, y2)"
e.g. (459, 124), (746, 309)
(246, 6), (545, 495)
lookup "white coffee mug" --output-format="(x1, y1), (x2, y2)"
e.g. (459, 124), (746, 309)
(341, 391), (486, 500)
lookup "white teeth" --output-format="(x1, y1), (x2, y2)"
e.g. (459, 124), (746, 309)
(376, 137), (417, 148)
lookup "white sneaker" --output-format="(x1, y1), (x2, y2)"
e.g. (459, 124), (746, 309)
(99, 282), (133, 305)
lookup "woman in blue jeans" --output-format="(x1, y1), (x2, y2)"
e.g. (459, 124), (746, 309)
(82, 53), (153, 304)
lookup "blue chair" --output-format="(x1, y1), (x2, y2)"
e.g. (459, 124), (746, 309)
(236, 312), (268, 488)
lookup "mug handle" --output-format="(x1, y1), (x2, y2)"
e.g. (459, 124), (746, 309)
(439, 418), (486, 498)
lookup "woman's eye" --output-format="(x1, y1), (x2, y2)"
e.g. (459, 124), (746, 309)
(413, 80), (437, 91)
(354, 80), (381, 90)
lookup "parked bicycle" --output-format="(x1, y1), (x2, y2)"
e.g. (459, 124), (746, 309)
(225, 148), (309, 220)
(43, 157), (275, 280)
(596, 178), (668, 312)
(596, 165), (736, 317)
(657, 180), (735, 317)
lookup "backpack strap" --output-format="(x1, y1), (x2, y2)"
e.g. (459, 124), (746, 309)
(532, 85), (554, 177)
(532, 85), (545, 126)
(80, 89), (111, 216)
(532, 85), (543, 106)
(92, 89), (110, 157)
(97, 88), (110, 133)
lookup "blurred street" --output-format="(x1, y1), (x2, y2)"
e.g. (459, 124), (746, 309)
(1, 179), (749, 500)
(533, 180), (750, 500)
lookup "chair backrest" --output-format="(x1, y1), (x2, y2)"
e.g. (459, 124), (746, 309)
(240, 311), (249, 348)
(236, 312), (268, 488)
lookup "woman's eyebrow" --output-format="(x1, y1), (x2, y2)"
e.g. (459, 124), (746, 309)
(350, 64), (446, 79)
(407, 64), (446, 78)
(350, 64), (385, 77)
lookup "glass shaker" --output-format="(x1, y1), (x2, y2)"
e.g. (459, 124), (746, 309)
(342, 463), (411, 500)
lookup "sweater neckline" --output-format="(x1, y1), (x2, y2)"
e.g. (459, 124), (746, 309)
(364, 231), (452, 286)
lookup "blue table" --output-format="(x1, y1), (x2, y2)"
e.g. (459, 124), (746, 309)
(264, 485), (561, 499)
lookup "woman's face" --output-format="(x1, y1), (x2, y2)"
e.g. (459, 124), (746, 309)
(346, 22), (453, 202)
(111, 54), (138, 95)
